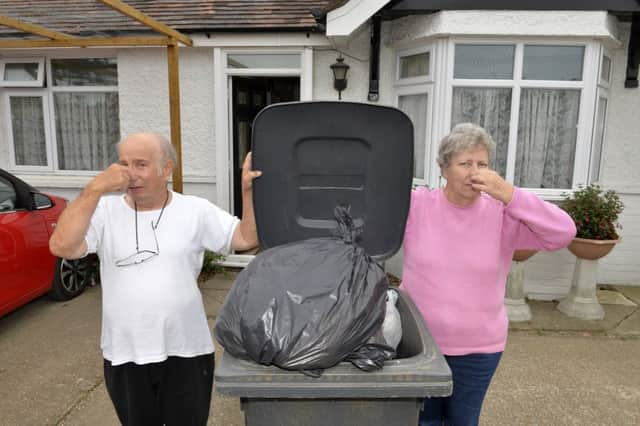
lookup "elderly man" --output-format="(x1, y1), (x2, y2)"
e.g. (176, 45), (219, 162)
(50, 132), (260, 425)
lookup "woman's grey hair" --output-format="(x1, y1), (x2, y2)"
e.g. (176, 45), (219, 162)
(437, 123), (496, 171)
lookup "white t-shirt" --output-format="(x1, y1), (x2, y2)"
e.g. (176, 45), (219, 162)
(85, 191), (239, 366)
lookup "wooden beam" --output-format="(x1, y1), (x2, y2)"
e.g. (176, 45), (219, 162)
(167, 39), (184, 193)
(0, 15), (74, 40)
(98, 0), (193, 47)
(0, 36), (171, 49)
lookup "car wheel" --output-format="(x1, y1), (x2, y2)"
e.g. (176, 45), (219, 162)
(49, 257), (93, 301)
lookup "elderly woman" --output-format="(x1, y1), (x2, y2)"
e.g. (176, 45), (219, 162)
(401, 123), (576, 426)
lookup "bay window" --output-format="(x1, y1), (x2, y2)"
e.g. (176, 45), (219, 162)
(395, 38), (608, 196)
(451, 42), (589, 193)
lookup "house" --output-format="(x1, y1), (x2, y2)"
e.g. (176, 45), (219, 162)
(1, 1), (638, 298)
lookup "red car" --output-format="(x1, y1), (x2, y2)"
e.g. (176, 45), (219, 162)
(0, 169), (95, 317)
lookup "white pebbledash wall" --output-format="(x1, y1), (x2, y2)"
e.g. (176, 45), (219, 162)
(118, 47), (218, 201)
(597, 22), (640, 287)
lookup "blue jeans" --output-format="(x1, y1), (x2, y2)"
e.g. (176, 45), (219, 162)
(419, 352), (503, 426)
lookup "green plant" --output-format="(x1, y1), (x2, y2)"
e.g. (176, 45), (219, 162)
(560, 184), (624, 240)
(201, 251), (226, 275)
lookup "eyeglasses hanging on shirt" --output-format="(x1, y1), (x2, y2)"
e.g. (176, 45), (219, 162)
(115, 191), (169, 267)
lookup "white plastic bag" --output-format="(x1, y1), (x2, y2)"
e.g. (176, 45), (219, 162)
(382, 289), (402, 350)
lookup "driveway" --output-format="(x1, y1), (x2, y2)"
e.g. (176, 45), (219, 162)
(0, 284), (242, 426)
(1, 278), (639, 425)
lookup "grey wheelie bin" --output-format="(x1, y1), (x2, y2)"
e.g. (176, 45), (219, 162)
(214, 101), (452, 426)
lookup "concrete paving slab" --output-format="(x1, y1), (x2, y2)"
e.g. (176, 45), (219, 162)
(200, 272), (237, 319)
(202, 289), (233, 319)
(508, 299), (636, 334)
(199, 272), (237, 291)
(482, 334), (640, 425)
(615, 285), (640, 304)
(59, 383), (117, 426)
(597, 289), (637, 306)
(210, 350), (243, 426)
(613, 309), (640, 337)
(0, 287), (104, 426)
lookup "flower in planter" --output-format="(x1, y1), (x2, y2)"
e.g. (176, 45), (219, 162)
(560, 184), (624, 240)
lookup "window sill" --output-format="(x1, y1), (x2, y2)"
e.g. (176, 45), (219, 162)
(13, 172), (217, 189)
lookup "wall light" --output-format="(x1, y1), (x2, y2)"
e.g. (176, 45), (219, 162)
(330, 56), (350, 100)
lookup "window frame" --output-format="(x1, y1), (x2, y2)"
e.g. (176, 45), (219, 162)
(0, 57), (45, 87)
(395, 45), (433, 86)
(4, 89), (54, 172)
(598, 48), (613, 88)
(394, 44), (437, 187)
(446, 37), (600, 199)
(589, 92), (608, 185)
(0, 175), (18, 213)
(223, 47), (305, 77)
(589, 45), (612, 185)
(395, 84), (434, 187)
(47, 57), (119, 175)
(2, 53), (119, 176)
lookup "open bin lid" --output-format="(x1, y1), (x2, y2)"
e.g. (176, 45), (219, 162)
(251, 101), (414, 261)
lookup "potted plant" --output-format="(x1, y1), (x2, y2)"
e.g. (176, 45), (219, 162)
(560, 184), (624, 260)
(557, 185), (624, 319)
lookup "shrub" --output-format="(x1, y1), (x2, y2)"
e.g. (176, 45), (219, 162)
(560, 184), (624, 240)
(201, 251), (226, 275)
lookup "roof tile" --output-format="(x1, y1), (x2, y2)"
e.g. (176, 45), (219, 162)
(0, 1), (334, 37)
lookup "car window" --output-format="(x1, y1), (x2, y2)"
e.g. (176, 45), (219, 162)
(34, 193), (53, 209)
(0, 177), (17, 212)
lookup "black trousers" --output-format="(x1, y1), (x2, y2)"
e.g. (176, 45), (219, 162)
(103, 353), (215, 426)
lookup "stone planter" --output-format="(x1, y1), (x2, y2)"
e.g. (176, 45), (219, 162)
(558, 237), (620, 320)
(567, 237), (620, 260)
(505, 250), (538, 322)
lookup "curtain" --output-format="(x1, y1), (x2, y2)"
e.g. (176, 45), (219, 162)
(54, 92), (120, 171)
(398, 93), (428, 179)
(10, 97), (47, 166)
(451, 87), (511, 177)
(516, 89), (580, 189)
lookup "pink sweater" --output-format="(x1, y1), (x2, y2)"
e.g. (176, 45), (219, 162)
(400, 187), (576, 355)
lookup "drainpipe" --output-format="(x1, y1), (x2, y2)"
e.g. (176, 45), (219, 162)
(368, 14), (382, 102)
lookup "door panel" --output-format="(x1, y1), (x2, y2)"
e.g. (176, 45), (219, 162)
(231, 77), (300, 216)
(0, 182), (52, 315)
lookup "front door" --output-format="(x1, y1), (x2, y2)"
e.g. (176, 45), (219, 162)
(231, 76), (299, 217)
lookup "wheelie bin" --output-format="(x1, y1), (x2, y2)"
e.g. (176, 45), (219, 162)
(214, 101), (452, 426)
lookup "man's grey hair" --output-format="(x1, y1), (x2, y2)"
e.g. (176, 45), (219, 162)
(154, 133), (178, 171)
(117, 132), (177, 175)
(437, 123), (496, 171)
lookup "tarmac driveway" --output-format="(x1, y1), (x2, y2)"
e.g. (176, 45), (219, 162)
(1, 279), (639, 426)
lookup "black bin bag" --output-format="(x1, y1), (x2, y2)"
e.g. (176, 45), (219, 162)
(214, 208), (394, 377)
